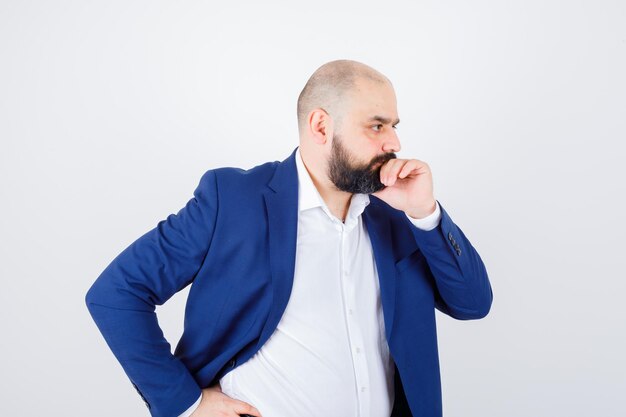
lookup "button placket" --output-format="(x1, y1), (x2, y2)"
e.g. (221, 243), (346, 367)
(342, 225), (371, 417)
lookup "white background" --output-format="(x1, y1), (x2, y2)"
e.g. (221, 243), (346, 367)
(1, 1), (624, 416)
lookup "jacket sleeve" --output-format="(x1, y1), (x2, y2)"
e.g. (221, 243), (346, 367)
(405, 199), (493, 320)
(85, 169), (219, 417)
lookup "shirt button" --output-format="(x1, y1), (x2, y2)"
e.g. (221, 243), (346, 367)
(361, 387), (366, 392)
(343, 270), (349, 276)
(349, 309), (354, 315)
(356, 347), (361, 353)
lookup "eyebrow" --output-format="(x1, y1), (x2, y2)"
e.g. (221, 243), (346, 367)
(367, 115), (400, 125)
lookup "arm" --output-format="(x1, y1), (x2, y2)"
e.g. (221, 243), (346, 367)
(85, 169), (219, 417)
(406, 199), (493, 320)
(179, 393), (202, 417)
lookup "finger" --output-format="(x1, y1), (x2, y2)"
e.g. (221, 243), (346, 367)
(380, 159), (402, 185)
(232, 400), (263, 417)
(378, 159), (393, 184)
(398, 160), (421, 179)
(386, 159), (410, 186)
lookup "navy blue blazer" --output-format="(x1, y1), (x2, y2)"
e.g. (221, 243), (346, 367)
(85, 146), (493, 417)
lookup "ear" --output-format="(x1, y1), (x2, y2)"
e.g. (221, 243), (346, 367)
(308, 108), (333, 145)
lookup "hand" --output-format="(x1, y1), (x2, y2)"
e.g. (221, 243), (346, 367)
(372, 158), (437, 219)
(190, 382), (263, 417)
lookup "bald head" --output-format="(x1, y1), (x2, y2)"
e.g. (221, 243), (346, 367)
(297, 59), (390, 135)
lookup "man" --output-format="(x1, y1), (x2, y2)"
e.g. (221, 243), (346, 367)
(85, 59), (493, 417)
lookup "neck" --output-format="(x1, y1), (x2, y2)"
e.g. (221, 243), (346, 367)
(299, 147), (353, 222)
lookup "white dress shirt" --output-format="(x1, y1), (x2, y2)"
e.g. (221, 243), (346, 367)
(180, 148), (441, 417)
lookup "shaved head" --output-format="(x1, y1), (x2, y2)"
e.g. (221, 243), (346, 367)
(297, 59), (390, 135)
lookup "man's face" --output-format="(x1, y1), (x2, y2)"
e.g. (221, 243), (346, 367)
(326, 78), (401, 194)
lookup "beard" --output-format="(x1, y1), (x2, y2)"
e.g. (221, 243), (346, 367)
(327, 133), (397, 194)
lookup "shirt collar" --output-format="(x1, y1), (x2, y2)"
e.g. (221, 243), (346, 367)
(295, 147), (370, 219)
(295, 147), (325, 211)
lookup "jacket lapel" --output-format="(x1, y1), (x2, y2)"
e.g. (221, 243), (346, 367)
(363, 199), (397, 342)
(257, 147), (300, 349)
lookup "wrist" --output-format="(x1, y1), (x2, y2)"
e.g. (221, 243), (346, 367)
(407, 200), (437, 219)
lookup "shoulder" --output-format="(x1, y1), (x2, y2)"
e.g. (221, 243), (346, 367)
(197, 159), (280, 195)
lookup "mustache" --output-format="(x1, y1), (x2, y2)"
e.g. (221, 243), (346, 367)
(367, 152), (397, 171)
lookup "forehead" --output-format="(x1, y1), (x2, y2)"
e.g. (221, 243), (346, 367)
(345, 78), (398, 122)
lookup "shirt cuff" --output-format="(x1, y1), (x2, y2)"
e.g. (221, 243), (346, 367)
(405, 201), (441, 231)
(178, 392), (202, 417)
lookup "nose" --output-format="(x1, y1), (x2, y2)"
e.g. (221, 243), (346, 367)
(382, 130), (401, 154)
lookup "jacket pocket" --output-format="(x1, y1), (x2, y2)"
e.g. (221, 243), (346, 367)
(394, 250), (425, 274)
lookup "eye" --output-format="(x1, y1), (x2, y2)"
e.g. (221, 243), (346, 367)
(372, 124), (399, 131)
